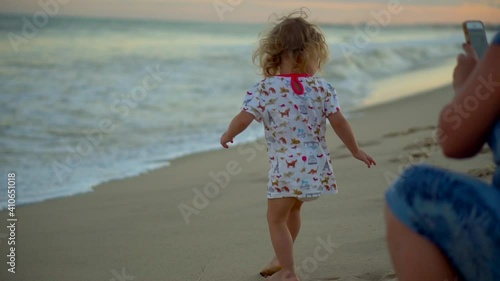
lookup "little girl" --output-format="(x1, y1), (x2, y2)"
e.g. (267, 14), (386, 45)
(220, 10), (375, 281)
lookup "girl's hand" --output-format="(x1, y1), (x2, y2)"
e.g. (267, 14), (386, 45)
(220, 111), (254, 149)
(220, 132), (234, 149)
(352, 149), (376, 168)
(453, 43), (479, 94)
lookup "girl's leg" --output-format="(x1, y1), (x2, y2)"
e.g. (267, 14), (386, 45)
(385, 205), (460, 281)
(264, 200), (303, 272)
(288, 200), (303, 242)
(267, 197), (300, 280)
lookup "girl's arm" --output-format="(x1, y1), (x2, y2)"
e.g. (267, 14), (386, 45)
(328, 111), (376, 168)
(328, 111), (358, 153)
(438, 43), (500, 158)
(220, 111), (255, 148)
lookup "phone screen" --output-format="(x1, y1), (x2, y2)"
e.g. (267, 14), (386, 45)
(466, 22), (488, 59)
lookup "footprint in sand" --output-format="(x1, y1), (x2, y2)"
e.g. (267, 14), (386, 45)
(380, 272), (397, 281)
(338, 140), (382, 150)
(387, 156), (404, 163)
(334, 153), (352, 160)
(387, 151), (429, 163)
(468, 165), (495, 178)
(358, 140), (382, 147)
(383, 125), (436, 138)
(403, 137), (437, 150)
(409, 151), (430, 159)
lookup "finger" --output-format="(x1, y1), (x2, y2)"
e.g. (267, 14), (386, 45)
(368, 156), (376, 165)
(456, 53), (467, 64)
(463, 43), (478, 60)
(221, 142), (228, 149)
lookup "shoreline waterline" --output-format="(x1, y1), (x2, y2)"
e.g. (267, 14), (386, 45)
(6, 83), (453, 210)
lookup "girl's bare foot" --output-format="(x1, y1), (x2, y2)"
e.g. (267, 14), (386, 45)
(265, 269), (299, 281)
(260, 257), (281, 277)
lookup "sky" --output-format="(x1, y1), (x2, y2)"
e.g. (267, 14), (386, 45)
(2, 0), (500, 24)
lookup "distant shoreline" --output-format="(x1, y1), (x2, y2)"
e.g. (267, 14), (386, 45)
(1, 12), (498, 28)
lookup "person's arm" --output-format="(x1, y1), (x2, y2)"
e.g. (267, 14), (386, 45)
(220, 111), (254, 148)
(328, 112), (376, 168)
(438, 43), (500, 158)
(328, 111), (358, 153)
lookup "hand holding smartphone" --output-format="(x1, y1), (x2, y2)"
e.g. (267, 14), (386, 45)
(463, 20), (489, 59)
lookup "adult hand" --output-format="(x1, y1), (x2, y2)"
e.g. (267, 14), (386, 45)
(452, 43), (479, 94)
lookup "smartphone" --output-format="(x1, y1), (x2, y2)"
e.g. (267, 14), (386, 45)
(463, 20), (489, 59)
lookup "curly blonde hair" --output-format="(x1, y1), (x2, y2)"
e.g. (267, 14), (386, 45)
(253, 9), (329, 77)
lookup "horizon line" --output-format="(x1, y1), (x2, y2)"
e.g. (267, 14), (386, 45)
(1, 12), (499, 28)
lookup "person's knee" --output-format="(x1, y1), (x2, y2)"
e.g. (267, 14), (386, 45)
(267, 215), (287, 226)
(267, 211), (287, 225)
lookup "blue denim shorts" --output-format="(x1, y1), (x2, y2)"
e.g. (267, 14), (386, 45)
(386, 164), (500, 281)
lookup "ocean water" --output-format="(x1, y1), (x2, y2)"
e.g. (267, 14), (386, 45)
(0, 15), (492, 208)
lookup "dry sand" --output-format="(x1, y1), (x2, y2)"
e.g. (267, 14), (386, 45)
(0, 85), (494, 281)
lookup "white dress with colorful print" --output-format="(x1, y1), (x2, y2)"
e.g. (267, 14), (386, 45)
(242, 74), (340, 200)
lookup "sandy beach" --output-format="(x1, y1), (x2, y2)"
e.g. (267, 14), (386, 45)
(0, 85), (494, 281)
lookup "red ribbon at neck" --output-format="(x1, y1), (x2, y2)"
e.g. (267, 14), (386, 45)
(277, 73), (311, 95)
